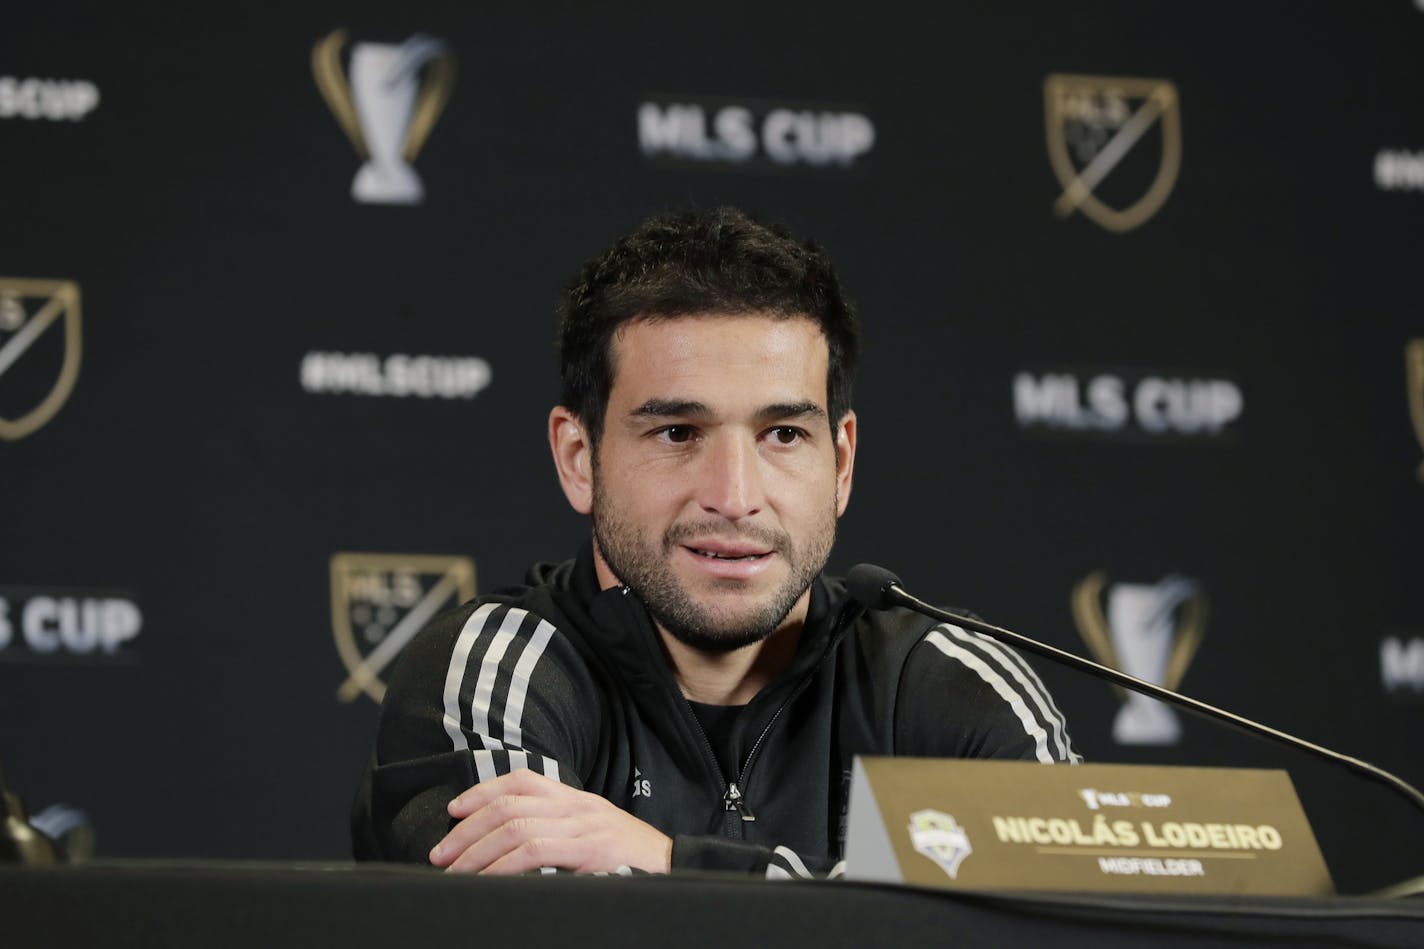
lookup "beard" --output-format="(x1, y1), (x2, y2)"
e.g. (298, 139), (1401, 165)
(592, 482), (837, 655)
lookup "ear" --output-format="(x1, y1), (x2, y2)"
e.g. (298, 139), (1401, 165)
(834, 410), (857, 517)
(549, 406), (594, 515)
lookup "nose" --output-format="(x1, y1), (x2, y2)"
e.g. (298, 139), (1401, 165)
(696, 434), (764, 520)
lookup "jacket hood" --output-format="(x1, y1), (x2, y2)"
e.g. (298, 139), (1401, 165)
(522, 538), (858, 708)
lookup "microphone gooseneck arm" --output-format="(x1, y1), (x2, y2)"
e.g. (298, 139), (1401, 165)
(848, 565), (1424, 818)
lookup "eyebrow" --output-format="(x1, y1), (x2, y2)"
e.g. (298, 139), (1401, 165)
(629, 399), (710, 418)
(757, 401), (827, 423)
(628, 399), (826, 423)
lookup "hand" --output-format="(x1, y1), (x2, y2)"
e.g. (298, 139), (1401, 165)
(429, 768), (673, 875)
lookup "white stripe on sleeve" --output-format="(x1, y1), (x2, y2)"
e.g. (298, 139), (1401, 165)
(949, 624), (1079, 762)
(941, 624), (1076, 762)
(925, 629), (1055, 763)
(442, 603), (500, 752)
(772, 845), (815, 879)
(472, 749), (498, 783)
(468, 608), (530, 749)
(501, 619), (557, 750)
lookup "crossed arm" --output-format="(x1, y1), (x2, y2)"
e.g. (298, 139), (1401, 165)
(428, 768), (673, 875)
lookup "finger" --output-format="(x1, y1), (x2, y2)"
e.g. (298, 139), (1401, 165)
(444, 816), (585, 874)
(448, 767), (573, 817)
(430, 794), (569, 868)
(481, 833), (593, 876)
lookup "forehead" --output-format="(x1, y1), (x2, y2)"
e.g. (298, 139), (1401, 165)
(607, 314), (829, 406)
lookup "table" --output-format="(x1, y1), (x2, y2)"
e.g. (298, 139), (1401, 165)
(3, 861), (1421, 948)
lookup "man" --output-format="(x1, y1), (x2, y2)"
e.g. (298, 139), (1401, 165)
(352, 207), (1078, 878)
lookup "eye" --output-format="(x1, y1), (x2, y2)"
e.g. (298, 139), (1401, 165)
(767, 426), (806, 446)
(656, 425), (696, 444)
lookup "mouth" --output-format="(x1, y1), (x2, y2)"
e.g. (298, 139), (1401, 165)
(677, 540), (778, 578)
(686, 546), (771, 562)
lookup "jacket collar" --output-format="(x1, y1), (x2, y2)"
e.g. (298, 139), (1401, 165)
(562, 537), (848, 702)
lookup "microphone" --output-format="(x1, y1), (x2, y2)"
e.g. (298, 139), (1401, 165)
(845, 563), (904, 612)
(844, 563), (1424, 819)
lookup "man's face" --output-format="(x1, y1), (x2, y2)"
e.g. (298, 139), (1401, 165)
(587, 313), (854, 653)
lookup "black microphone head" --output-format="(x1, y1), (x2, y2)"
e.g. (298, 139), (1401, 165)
(845, 563), (903, 611)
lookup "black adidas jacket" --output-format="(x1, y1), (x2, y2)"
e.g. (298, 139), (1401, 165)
(352, 542), (1078, 877)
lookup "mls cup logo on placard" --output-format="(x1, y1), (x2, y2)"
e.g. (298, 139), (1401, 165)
(312, 30), (456, 205)
(1406, 339), (1424, 481)
(0, 278), (81, 441)
(331, 553), (476, 703)
(907, 809), (973, 879)
(1071, 571), (1207, 745)
(1044, 75), (1181, 233)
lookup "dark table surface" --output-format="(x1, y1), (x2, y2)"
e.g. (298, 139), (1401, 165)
(3, 861), (1422, 948)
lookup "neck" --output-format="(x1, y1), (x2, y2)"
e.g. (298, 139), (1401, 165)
(657, 618), (804, 705)
(591, 539), (808, 705)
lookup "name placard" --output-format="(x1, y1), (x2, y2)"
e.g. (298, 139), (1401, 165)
(845, 758), (1332, 896)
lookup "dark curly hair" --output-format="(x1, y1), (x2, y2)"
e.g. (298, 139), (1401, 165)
(557, 207), (860, 446)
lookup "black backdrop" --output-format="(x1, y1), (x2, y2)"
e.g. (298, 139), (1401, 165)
(2, 1), (1422, 894)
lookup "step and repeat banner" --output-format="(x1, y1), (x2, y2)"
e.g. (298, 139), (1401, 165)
(2, 2), (1421, 890)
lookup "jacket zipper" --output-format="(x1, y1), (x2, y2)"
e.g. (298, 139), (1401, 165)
(721, 602), (860, 828)
(676, 700), (757, 831)
(725, 670), (814, 821)
(617, 585), (753, 833)
(723, 781), (755, 822)
(631, 585), (857, 835)
(694, 646), (829, 829)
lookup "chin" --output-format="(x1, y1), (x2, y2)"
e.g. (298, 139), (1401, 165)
(666, 625), (773, 655)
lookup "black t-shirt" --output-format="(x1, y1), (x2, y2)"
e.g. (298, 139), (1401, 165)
(688, 700), (746, 780)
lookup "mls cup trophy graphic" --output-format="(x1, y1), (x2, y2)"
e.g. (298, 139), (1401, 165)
(1407, 339), (1424, 481)
(312, 30), (456, 205)
(1072, 571), (1207, 745)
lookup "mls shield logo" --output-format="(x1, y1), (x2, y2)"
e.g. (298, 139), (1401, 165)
(1406, 339), (1424, 481)
(1044, 74), (1182, 233)
(907, 809), (972, 879)
(0, 278), (81, 441)
(331, 552), (476, 703)
(312, 30), (457, 204)
(1072, 571), (1208, 745)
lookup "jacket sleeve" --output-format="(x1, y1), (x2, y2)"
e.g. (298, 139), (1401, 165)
(352, 600), (602, 862)
(670, 836), (847, 879)
(894, 621), (1081, 763)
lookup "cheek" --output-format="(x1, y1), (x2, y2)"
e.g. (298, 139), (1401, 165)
(772, 460), (839, 512)
(603, 464), (682, 516)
